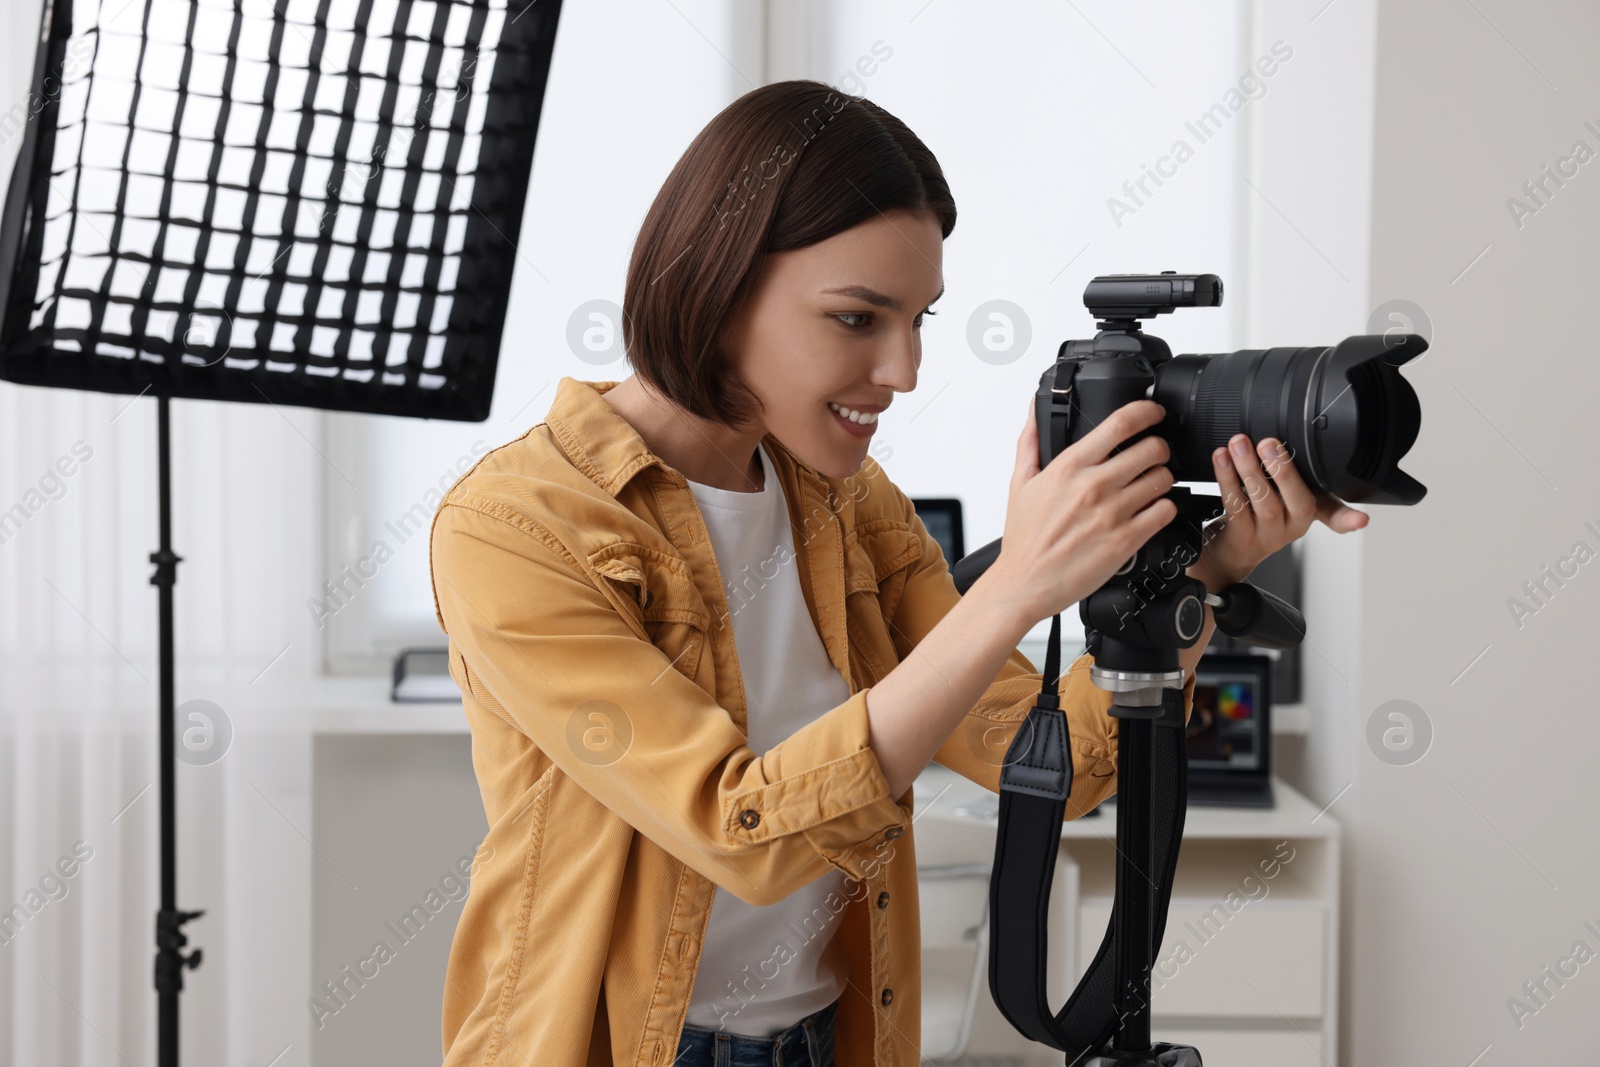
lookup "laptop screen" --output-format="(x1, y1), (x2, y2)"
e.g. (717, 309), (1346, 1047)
(1187, 663), (1266, 771)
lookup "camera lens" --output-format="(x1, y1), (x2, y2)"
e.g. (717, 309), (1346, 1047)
(1151, 335), (1425, 505)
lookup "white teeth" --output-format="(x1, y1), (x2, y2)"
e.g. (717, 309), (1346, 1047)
(828, 402), (878, 424)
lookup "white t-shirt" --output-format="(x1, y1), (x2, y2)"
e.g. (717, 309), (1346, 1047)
(680, 440), (854, 1037)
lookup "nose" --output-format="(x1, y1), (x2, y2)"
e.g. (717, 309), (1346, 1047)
(871, 329), (920, 395)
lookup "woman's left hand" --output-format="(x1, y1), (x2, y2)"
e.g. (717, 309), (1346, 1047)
(1194, 433), (1370, 589)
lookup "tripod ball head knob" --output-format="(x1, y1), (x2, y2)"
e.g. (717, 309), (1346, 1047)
(1174, 592), (1206, 643)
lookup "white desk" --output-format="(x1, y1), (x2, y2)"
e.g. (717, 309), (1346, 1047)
(307, 673), (1339, 1066)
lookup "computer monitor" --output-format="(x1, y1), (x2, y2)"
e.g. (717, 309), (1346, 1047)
(1187, 652), (1274, 807)
(910, 498), (965, 573)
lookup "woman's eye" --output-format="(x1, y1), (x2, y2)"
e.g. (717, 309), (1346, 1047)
(834, 309), (938, 331)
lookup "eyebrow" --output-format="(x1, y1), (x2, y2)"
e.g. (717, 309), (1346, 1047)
(821, 283), (945, 312)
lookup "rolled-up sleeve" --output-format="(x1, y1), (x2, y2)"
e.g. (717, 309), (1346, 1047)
(429, 500), (910, 907)
(876, 478), (1198, 819)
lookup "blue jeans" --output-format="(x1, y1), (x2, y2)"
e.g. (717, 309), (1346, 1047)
(673, 997), (838, 1067)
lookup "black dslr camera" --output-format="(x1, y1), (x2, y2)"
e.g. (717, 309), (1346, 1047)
(956, 270), (1426, 669)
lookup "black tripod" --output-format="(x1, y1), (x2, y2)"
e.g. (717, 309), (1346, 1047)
(960, 487), (1302, 1065)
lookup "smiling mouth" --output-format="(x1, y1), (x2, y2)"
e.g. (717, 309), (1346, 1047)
(827, 401), (878, 437)
(827, 401), (881, 422)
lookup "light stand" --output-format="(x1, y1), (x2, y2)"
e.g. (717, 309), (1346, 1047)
(0, 1), (566, 1062)
(150, 394), (203, 1066)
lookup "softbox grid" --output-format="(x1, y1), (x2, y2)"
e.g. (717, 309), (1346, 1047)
(0, 0), (561, 420)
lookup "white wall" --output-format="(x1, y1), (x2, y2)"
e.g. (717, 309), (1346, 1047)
(1348, 0), (1600, 1061)
(1243, 0), (1381, 792)
(1191, 2), (1600, 1059)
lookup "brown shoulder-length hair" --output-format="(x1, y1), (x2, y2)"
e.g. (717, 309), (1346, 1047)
(622, 79), (957, 431)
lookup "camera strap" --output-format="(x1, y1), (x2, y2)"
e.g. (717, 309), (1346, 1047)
(986, 613), (1190, 1061)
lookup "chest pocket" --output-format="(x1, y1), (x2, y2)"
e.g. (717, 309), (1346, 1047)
(844, 517), (924, 611)
(842, 517), (924, 684)
(587, 543), (711, 683)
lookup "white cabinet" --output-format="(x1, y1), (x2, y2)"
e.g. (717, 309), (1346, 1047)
(913, 763), (1341, 1065)
(1078, 898), (1324, 1017)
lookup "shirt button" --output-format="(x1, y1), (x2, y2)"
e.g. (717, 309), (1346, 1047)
(738, 809), (760, 829)
(884, 826), (903, 840)
(881, 987), (894, 1006)
(877, 892), (890, 909)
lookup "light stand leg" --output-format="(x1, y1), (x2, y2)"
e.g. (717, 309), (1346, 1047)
(150, 395), (201, 1067)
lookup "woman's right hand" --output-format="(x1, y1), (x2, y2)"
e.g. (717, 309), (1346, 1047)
(986, 395), (1177, 627)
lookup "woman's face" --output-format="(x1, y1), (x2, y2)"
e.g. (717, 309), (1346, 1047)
(721, 207), (944, 480)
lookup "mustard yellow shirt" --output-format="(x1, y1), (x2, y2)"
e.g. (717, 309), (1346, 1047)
(427, 376), (1197, 1066)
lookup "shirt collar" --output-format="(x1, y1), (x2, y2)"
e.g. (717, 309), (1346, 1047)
(544, 376), (828, 499)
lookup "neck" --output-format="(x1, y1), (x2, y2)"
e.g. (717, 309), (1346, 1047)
(601, 376), (766, 493)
